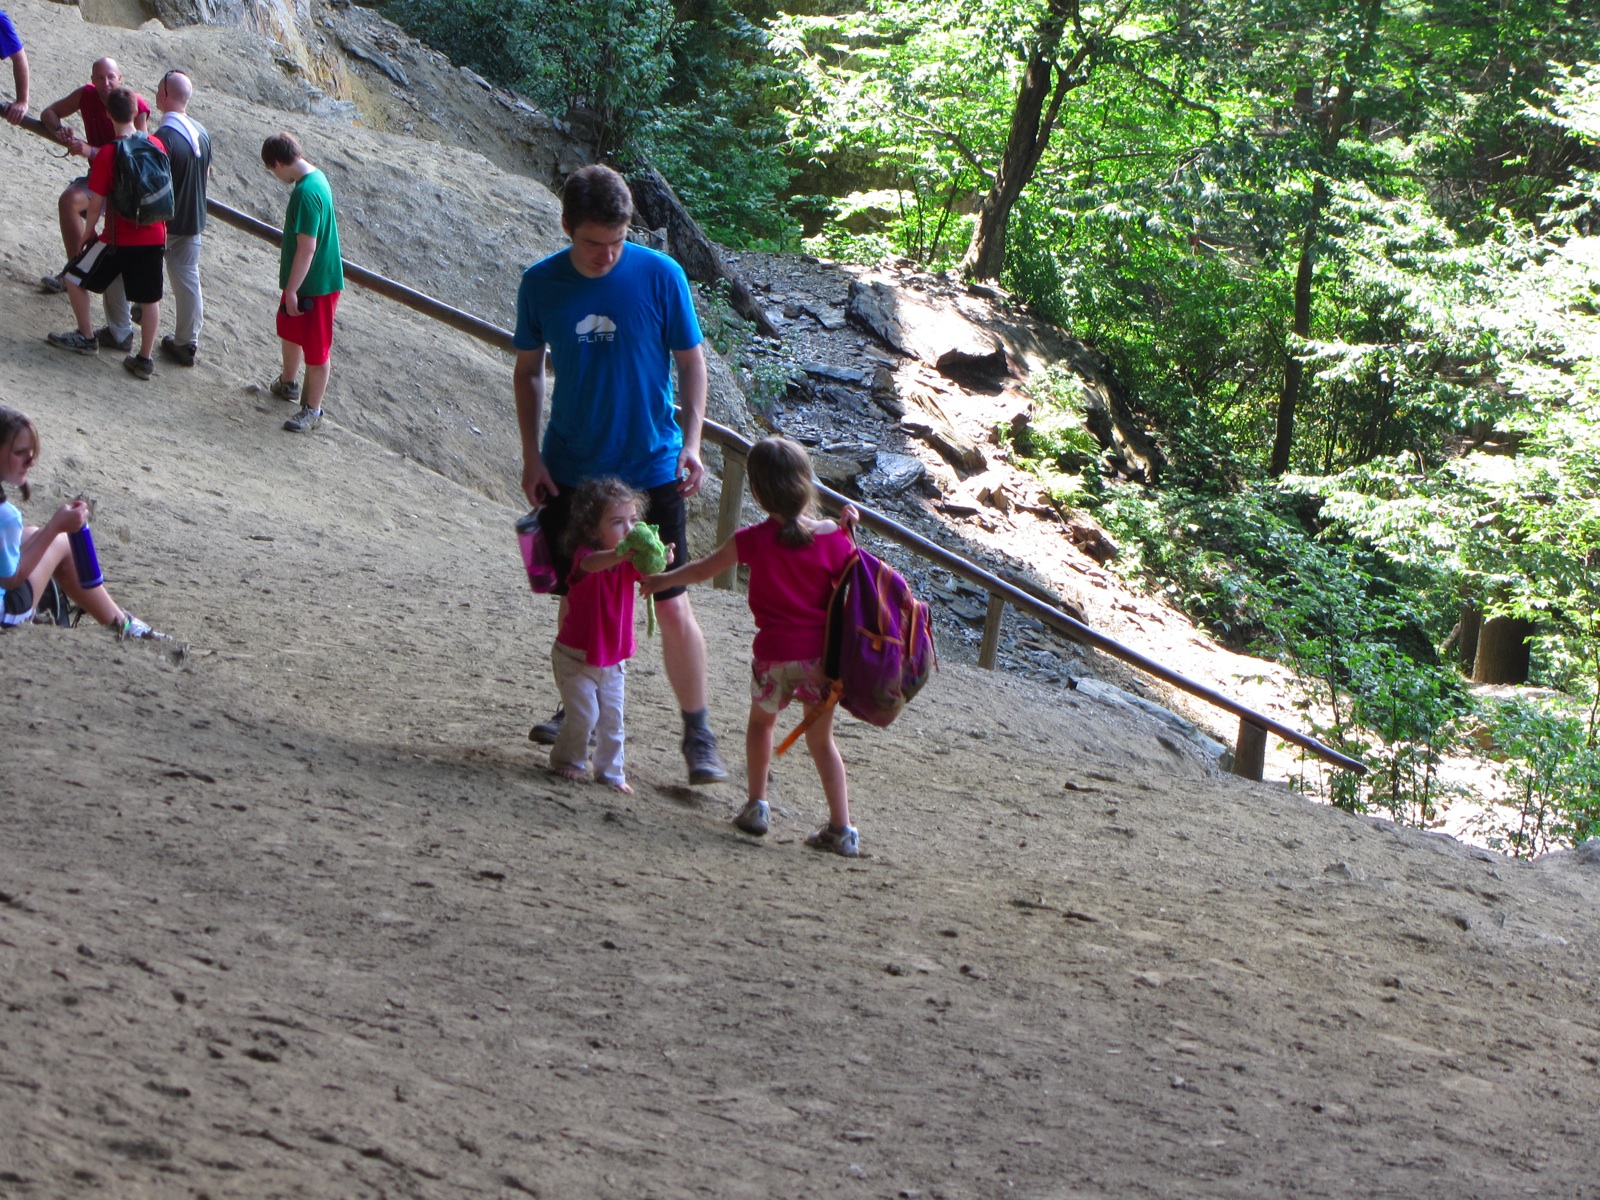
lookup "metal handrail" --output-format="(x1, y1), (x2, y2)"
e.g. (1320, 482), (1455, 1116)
(16, 115), (1364, 777)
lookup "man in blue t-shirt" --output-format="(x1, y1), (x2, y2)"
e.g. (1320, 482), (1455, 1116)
(513, 164), (727, 786)
(0, 9), (29, 125)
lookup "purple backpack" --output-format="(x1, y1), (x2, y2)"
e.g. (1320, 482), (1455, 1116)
(779, 544), (936, 753)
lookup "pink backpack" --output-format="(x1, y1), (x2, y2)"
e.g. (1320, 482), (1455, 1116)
(778, 544), (936, 753)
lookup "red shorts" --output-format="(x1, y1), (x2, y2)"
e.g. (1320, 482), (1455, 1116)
(276, 290), (341, 366)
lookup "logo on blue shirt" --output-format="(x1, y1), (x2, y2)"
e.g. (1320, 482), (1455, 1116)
(576, 313), (617, 343)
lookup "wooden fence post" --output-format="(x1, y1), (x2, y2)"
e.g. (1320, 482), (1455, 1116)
(1232, 718), (1267, 781)
(713, 453), (746, 590)
(978, 592), (1006, 669)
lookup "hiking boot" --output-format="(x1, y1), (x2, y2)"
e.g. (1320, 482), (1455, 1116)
(122, 354), (154, 380)
(284, 405), (323, 433)
(269, 376), (301, 403)
(39, 272), (65, 294)
(47, 329), (98, 355)
(805, 823), (860, 858)
(683, 725), (728, 785)
(96, 325), (133, 352)
(161, 335), (197, 367)
(733, 797), (770, 836)
(528, 705), (565, 745)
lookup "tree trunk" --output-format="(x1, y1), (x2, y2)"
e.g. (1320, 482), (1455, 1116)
(625, 166), (780, 339)
(1269, 175), (1324, 477)
(1472, 616), (1533, 685)
(1456, 602), (1481, 674)
(959, 0), (1089, 282)
(1265, 0), (1383, 476)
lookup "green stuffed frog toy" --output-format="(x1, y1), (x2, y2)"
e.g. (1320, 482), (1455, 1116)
(618, 521), (670, 636)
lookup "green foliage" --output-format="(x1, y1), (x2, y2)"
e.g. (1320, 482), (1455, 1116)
(1470, 699), (1600, 857)
(389, 0), (678, 156)
(387, 0), (798, 243)
(637, 101), (798, 247)
(1099, 485), (1297, 648)
(993, 364), (1108, 509)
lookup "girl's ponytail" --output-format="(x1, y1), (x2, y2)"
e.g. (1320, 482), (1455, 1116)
(747, 437), (817, 548)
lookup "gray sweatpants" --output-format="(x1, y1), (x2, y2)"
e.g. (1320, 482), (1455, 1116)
(550, 641), (628, 788)
(105, 234), (203, 347)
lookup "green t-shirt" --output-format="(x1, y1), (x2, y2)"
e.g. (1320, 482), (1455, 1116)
(279, 168), (344, 296)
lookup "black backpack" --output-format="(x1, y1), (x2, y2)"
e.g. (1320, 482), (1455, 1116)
(111, 133), (174, 226)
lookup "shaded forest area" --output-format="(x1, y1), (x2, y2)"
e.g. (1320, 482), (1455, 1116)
(382, 0), (1600, 851)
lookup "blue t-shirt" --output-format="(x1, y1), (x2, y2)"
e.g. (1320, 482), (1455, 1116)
(513, 242), (702, 490)
(0, 12), (21, 61)
(1, 497), (23, 582)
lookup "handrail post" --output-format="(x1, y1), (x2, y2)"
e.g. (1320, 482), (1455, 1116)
(1232, 718), (1268, 781)
(713, 451), (746, 591)
(978, 592), (1005, 670)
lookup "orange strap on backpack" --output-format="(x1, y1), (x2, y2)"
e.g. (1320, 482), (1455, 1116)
(775, 679), (843, 756)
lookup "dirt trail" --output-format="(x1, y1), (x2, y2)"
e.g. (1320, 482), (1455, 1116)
(3, 2), (1600, 1196)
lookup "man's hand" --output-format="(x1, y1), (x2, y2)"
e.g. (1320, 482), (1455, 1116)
(281, 288), (300, 317)
(676, 444), (706, 498)
(521, 455), (558, 508)
(3, 99), (26, 125)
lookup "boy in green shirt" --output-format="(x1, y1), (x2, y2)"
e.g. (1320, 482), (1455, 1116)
(261, 132), (343, 433)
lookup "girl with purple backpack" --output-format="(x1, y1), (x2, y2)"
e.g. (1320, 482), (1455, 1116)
(642, 437), (862, 856)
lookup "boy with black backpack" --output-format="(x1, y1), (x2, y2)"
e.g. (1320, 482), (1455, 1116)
(46, 85), (171, 380)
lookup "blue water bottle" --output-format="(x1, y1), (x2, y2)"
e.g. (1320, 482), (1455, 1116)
(69, 524), (104, 589)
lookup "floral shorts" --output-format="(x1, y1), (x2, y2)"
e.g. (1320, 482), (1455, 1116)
(750, 657), (828, 714)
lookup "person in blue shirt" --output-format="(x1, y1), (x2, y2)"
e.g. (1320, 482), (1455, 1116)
(513, 164), (727, 786)
(0, 9), (29, 125)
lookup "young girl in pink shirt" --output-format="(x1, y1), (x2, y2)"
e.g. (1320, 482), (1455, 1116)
(548, 477), (649, 794)
(644, 437), (862, 856)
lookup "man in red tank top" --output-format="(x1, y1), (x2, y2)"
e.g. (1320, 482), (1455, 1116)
(37, 57), (148, 293)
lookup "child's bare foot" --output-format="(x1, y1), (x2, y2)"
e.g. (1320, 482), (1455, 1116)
(549, 760), (585, 782)
(607, 778), (634, 795)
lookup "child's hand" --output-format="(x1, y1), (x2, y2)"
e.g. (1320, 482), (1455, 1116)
(639, 574), (666, 598)
(53, 501), (89, 533)
(840, 503), (862, 533)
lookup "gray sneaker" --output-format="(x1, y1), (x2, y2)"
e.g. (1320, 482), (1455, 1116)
(269, 376), (301, 403)
(96, 325), (133, 353)
(46, 329), (98, 355)
(284, 405), (323, 433)
(805, 823), (860, 858)
(682, 725), (728, 785)
(733, 797), (770, 836)
(528, 706), (565, 745)
(123, 354), (154, 380)
(39, 272), (65, 294)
